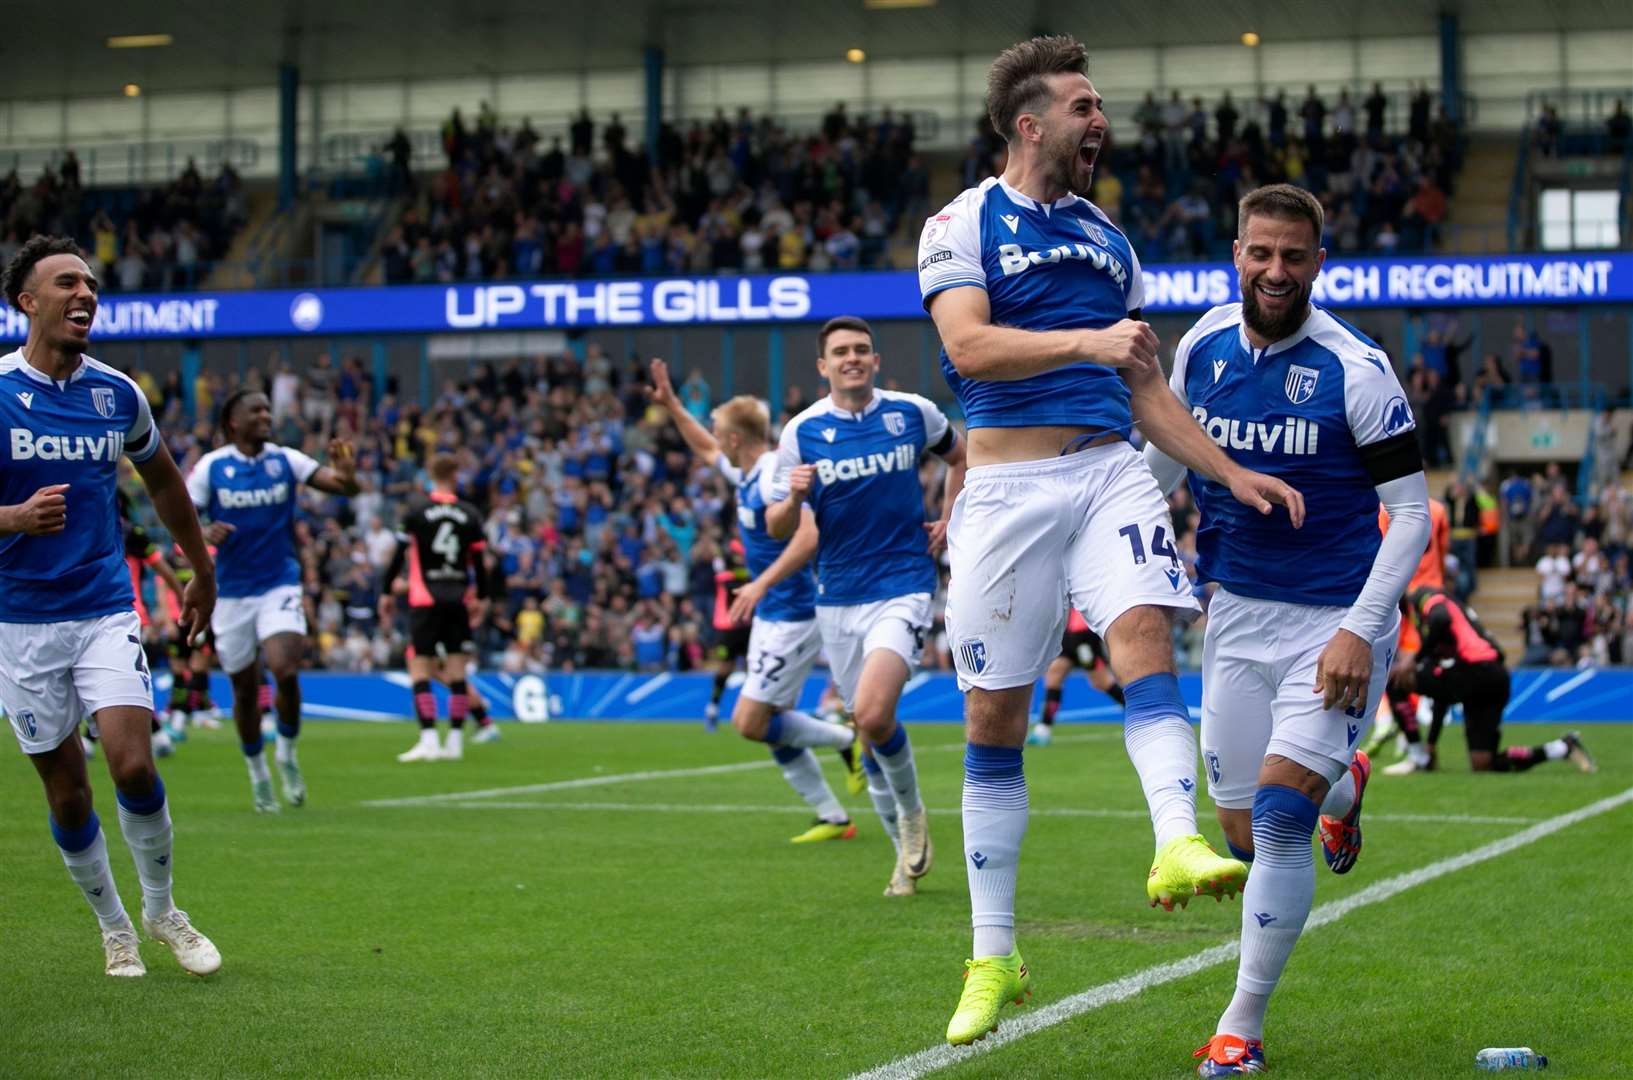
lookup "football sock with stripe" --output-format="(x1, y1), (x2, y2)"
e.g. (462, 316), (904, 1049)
(1122, 672), (1199, 848)
(963, 744), (1027, 958)
(1218, 784), (1319, 1042)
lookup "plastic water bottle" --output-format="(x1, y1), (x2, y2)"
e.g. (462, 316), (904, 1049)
(1475, 1048), (1548, 1071)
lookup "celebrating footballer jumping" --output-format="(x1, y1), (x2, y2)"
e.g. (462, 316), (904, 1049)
(920, 35), (1303, 1047)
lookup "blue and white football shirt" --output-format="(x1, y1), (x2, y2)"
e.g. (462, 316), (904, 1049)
(718, 450), (816, 623)
(186, 443), (319, 598)
(772, 391), (952, 606)
(1172, 303), (1418, 606)
(0, 351), (160, 622)
(918, 176), (1144, 434)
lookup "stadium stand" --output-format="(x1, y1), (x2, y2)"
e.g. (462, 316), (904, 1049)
(0, 156), (248, 292)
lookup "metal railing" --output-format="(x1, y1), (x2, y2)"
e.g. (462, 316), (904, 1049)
(0, 138), (260, 187)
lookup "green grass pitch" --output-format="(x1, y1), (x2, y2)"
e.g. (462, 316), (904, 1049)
(2, 719), (1628, 1079)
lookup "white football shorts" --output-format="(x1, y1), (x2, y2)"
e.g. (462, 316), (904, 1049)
(1, 610), (155, 754)
(1199, 587), (1398, 810)
(213, 584), (307, 674)
(814, 592), (932, 712)
(740, 616), (823, 710)
(946, 441), (1201, 693)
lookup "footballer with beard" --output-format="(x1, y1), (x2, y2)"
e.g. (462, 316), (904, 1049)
(1141, 184), (1430, 1075)
(917, 36), (1302, 1045)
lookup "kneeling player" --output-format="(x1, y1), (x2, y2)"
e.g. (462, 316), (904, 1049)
(380, 454), (490, 762)
(1399, 586), (1595, 775)
(1028, 607), (1125, 746)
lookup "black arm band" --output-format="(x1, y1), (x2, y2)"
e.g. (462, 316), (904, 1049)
(1359, 431), (1422, 485)
(930, 427), (957, 457)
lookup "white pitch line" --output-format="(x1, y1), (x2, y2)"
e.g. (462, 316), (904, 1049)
(435, 801), (1536, 826)
(363, 731), (1123, 808)
(360, 760), (774, 807)
(846, 786), (1633, 1080)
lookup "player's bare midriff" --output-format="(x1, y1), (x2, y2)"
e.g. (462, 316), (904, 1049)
(965, 425), (1122, 467)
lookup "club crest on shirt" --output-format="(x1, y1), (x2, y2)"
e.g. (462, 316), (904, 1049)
(884, 412), (906, 436)
(265, 456), (284, 479)
(1077, 217), (1108, 246)
(1284, 365), (1320, 406)
(958, 638), (988, 675)
(91, 387), (115, 418)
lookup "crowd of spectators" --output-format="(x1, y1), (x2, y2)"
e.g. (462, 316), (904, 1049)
(1401, 316), (1570, 468)
(116, 348), (968, 676)
(378, 102), (927, 285)
(1507, 459), (1632, 668)
(0, 154), (247, 292)
(124, 351), (1224, 676)
(960, 82), (1463, 261)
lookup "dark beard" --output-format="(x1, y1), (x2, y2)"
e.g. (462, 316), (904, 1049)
(1240, 280), (1311, 343)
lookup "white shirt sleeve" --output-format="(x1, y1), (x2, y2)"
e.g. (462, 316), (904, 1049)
(918, 193), (985, 307)
(901, 393), (952, 454)
(123, 384), (160, 463)
(1340, 471), (1430, 642)
(757, 466), (780, 508)
(279, 445), (322, 484)
(1343, 348), (1416, 448)
(715, 452), (743, 486)
(185, 458), (212, 511)
(768, 418), (803, 503)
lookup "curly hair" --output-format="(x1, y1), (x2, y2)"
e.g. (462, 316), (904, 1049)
(2, 234), (85, 313)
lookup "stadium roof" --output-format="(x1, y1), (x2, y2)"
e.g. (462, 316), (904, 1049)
(3, 0), (1630, 100)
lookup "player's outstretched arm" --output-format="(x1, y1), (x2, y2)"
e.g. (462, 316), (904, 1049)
(730, 507), (819, 624)
(647, 357), (723, 464)
(929, 286), (1157, 382)
(1126, 363), (1305, 527)
(308, 440), (362, 496)
(135, 442), (216, 642)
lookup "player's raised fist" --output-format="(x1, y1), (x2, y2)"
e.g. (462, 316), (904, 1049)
(788, 464), (817, 499)
(647, 357), (678, 406)
(327, 440), (356, 469)
(9, 483), (70, 535)
(1087, 319), (1159, 373)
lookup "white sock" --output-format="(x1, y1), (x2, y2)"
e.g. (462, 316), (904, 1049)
(417, 729), (440, 749)
(444, 729), (464, 755)
(243, 743), (272, 784)
(53, 815), (129, 930)
(963, 745), (1027, 958)
(275, 733), (297, 765)
(1219, 784), (1319, 1041)
(1319, 768), (1356, 818)
(863, 756), (900, 850)
(766, 709), (853, 750)
(116, 780), (174, 920)
(1542, 739), (1569, 761)
(1122, 674), (1199, 848)
(872, 723), (923, 814)
(773, 747), (846, 823)
(1407, 742), (1432, 767)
